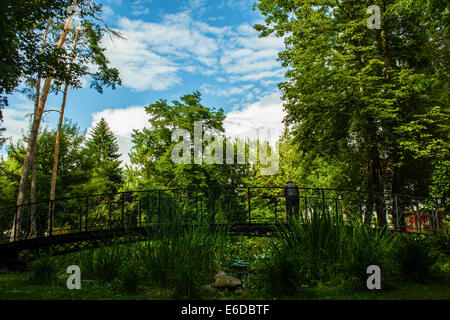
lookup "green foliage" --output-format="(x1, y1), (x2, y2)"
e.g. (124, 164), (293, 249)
(127, 92), (249, 190)
(254, 242), (312, 298)
(117, 258), (141, 293)
(0, 0), (71, 108)
(84, 118), (123, 196)
(394, 235), (439, 283)
(79, 243), (125, 284)
(140, 213), (230, 299)
(343, 224), (397, 288)
(254, 0), (449, 202)
(28, 256), (57, 284)
(255, 213), (399, 297)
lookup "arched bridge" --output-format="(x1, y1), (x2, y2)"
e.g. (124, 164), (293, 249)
(0, 187), (446, 267)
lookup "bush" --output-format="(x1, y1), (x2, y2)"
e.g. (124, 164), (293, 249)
(342, 224), (397, 289)
(28, 256), (57, 284)
(79, 243), (125, 284)
(140, 215), (229, 299)
(394, 235), (438, 283)
(118, 260), (141, 293)
(429, 231), (450, 256)
(254, 243), (313, 298)
(253, 213), (401, 296)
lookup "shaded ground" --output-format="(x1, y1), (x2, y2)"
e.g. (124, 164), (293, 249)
(1, 271), (448, 300)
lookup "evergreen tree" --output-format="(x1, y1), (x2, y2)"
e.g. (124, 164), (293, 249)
(84, 118), (123, 196)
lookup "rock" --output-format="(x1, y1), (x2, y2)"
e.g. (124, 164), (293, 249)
(213, 271), (241, 288)
(201, 285), (220, 297)
(234, 288), (243, 295)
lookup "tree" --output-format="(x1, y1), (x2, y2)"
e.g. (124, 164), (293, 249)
(84, 118), (123, 196)
(0, 121), (91, 236)
(0, 0), (71, 114)
(10, 0), (121, 240)
(127, 92), (248, 190)
(0, 126), (5, 150)
(254, 0), (449, 226)
(47, 19), (122, 231)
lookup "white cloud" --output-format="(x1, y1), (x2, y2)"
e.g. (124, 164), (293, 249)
(102, 12), (284, 92)
(1, 101), (35, 150)
(106, 0), (122, 4)
(88, 92), (285, 166)
(90, 106), (149, 165)
(200, 84), (253, 97)
(224, 91), (286, 145)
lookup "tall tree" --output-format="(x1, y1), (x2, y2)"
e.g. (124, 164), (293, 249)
(10, 0), (121, 241)
(0, 121), (91, 236)
(254, 0), (449, 226)
(127, 92), (248, 190)
(84, 118), (123, 196)
(0, 0), (71, 114)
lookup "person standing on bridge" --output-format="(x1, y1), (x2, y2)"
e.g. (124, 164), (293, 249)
(284, 179), (299, 218)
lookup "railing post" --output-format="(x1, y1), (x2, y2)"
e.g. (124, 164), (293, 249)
(79, 204), (82, 232)
(85, 196), (89, 232)
(14, 205), (18, 242)
(195, 191), (198, 218)
(247, 187), (251, 224)
(335, 197), (339, 219)
(49, 200), (54, 236)
(274, 198), (278, 224)
(304, 196), (308, 220)
(209, 189), (215, 226)
(358, 191), (363, 223)
(108, 201), (112, 229)
(435, 199), (441, 231)
(322, 189), (326, 215)
(121, 193), (125, 229)
(394, 195), (399, 231)
(157, 190), (161, 220)
(138, 199), (142, 228)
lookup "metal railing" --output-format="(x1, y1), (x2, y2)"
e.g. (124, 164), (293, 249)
(1, 186), (447, 242)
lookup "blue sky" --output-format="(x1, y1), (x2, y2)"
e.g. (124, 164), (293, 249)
(2, 0), (287, 164)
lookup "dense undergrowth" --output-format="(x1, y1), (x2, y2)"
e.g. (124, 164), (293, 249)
(8, 212), (450, 300)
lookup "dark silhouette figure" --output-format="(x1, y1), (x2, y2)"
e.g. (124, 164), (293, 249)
(284, 179), (299, 218)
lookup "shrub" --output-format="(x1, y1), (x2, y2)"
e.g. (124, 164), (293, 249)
(254, 243), (313, 298)
(28, 256), (57, 284)
(140, 215), (229, 299)
(79, 243), (125, 284)
(118, 260), (141, 293)
(342, 223), (397, 289)
(394, 235), (438, 283)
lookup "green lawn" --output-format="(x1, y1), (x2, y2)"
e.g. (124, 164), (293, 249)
(1, 271), (448, 300)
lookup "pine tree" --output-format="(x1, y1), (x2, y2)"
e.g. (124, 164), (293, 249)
(85, 118), (123, 196)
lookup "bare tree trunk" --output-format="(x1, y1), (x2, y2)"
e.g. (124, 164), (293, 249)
(30, 20), (52, 239)
(48, 29), (79, 234)
(47, 83), (69, 233)
(10, 9), (75, 242)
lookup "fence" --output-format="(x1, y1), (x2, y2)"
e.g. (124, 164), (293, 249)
(1, 187), (447, 242)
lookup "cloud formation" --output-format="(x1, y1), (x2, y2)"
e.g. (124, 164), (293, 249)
(89, 91), (285, 166)
(102, 11), (284, 94)
(89, 106), (149, 164)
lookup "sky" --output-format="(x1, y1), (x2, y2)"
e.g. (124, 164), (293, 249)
(1, 0), (287, 165)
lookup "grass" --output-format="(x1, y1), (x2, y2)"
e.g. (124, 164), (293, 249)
(0, 213), (448, 300)
(0, 271), (448, 300)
